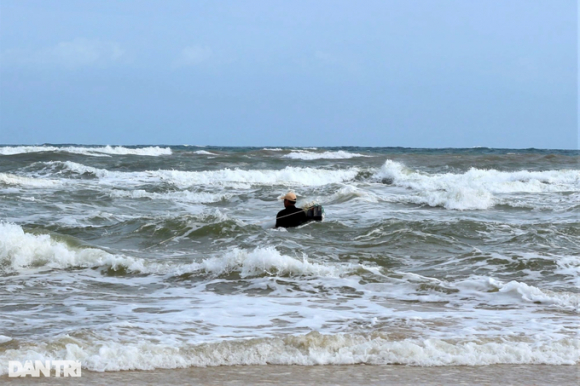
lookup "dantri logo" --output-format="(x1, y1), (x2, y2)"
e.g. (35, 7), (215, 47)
(8, 360), (81, 377)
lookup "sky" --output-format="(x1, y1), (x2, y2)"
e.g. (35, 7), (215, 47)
(0, 0), (577, 148)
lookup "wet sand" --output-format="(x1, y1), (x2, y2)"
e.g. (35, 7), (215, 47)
(3, 364), (579, 385)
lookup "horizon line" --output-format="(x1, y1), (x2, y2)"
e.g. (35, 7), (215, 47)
(0, 143), (579, 151)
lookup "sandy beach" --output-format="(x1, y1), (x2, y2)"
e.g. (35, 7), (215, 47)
(3, 364), (579, 385)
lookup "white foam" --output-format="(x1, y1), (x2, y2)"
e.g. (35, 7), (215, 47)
(0, 173), (61, 188)
(0, 336), (11, 344)
(283, 150), (369, 160)
(0, 145), (63, 156)
(0, 145), (171, 157)
(262, 148), (283, 151)
(193, 150), (217, 155)
(406, 186), (494, 210)
(51, 161), (360, 188)
(0, 332), (576, 374)
(374, 160), (580, 210)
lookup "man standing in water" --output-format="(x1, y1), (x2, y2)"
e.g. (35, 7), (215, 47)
(275, 191), (307, 228)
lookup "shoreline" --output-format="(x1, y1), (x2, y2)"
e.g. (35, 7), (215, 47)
(3, 364), (579, 385)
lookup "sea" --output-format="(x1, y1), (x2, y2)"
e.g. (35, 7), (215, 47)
(0, 145), (578, 382)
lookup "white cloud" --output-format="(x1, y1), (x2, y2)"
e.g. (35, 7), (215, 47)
(172, 45), (212, 68)
(1, 38), (125, 68)
(314, 51), (339, 64)
(293, 51), (362, 76)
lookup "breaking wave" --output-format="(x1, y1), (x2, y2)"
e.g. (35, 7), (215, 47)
(455, 276), (580, 311)
(184, 247), (341, 278)
(0, 223), (164, 274)
(0, 332), (577, 374)
(375, 160), (580, 210)
(0, 223), (348, 277)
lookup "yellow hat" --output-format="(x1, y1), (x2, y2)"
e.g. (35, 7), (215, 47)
(283, 191), (297, 202)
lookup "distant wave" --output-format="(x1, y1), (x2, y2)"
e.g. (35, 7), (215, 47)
(193, 150), (217, 155)
(283, 150), (369, 160)
(110, 189), (230, 204)
(0, 173), (62, 188)
(46, 161), (361, 188)
(0, 145), (172, 157)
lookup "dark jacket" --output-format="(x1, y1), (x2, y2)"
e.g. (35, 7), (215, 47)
(275, 206), (307, 228)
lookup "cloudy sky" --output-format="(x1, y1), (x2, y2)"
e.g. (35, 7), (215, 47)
(0, 0), (577, 148)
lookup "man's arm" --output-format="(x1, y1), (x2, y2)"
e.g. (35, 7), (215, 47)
(275, 210), (283, 228)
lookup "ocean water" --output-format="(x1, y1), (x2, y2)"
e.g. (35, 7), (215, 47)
(0, 145), (578, 374)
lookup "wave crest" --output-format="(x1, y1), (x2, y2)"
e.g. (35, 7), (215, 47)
(283, 150), (369, 160)
(192, 247), (338, 278)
